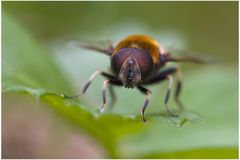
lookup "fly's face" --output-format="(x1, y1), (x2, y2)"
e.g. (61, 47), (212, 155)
(119, 56), (141, 88)
(111, 47), (154, 88)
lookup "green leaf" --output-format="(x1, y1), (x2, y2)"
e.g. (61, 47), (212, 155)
(116, 68), (238, 158)
(2, 9), (238, 159)
(2, 11), (72, 94)
(142, 147), (238, 158)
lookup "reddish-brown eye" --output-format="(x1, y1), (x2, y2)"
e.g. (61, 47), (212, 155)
(111, 48), (154, 81)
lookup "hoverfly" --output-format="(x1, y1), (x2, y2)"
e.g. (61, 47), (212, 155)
(63, 35), (207, 122)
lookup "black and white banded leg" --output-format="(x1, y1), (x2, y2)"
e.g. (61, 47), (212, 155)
(142, 67), (183, 116)
(62, 70), (118, 99)
(109, 85), (116, 110)
(174, 67), (184, 110)
(100, 80), (122, 112)
(164, 75), (178, 116)
(138, 86), (152, 122)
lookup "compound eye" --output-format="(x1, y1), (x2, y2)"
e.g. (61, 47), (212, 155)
(111, 48), (132, 75)
(111, 48), (154, 80)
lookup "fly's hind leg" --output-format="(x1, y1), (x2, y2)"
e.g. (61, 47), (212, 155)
(174, 67), (185, 110)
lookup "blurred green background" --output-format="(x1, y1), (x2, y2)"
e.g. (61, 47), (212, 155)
(2, 1), (238, 158)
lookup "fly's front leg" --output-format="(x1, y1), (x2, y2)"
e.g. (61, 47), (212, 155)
(138, 86), (152, 123)
(100, 80), (122, 112)
(100, 80), (109, 112)
(62, 71), (116, 99)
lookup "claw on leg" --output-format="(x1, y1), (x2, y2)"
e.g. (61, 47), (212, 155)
(61, 93), (83, 99)
(100, 104), (105, 112)
(165, 104), (179, 117)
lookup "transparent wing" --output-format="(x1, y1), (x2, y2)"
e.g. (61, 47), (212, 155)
(164, 47), (218, 64)
(67, 40), (114, 56)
